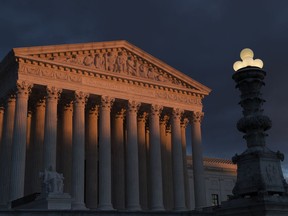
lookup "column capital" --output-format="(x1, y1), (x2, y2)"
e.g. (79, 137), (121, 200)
(150, 104), (163, 116)
(115, 108), (125, 119)
(127, 100), (141, 113)
(35, 98), (46, 108)
(190, 111), (204, 123)
(0, 98), (5, 109)
(6, 93), (16, 103)
(172, 108), (184, 120)
(101, 96), (115, 110)
(60, 97), (73, 111)
(28, 97), (45, 114)
(138, 112), (148, 123)
(181, 118), (189, 128)
(46, 86), (62, 101)
(63, 101), (73, 112)
(166, 124), (171, 134)
(74, 91), (89, 106)
(87, 103), (99, 116)
(160, 115), (169, 125)
(0, 105), (4, 114)
(29, 91), (46, 112)
(16, 81), (33, 98)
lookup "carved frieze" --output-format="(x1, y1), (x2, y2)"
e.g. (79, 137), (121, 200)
(18, 63), (203, 106)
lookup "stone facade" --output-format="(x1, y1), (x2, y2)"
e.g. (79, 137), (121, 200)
(0, 41), (214, 211)
(187, 157), (237, 209)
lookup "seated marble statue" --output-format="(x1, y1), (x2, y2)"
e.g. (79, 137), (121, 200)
(40, 166), (64, 194)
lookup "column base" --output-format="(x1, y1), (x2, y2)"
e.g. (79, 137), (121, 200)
(150, 205), (165, 211)
(71, 202), (87, 210)
(194, 206), (204, 211)
(126, 205), (141, 211)
(173, 206), (187, 211)
(97, 203), (114, 211)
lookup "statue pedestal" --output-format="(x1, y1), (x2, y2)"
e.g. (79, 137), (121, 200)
(18, 193), (72, 210)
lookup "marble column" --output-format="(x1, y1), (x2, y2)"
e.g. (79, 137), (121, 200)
(10, 81), (33, 201)
(171, 108), (185, 210)
(0, 103), (4, 146)
(165, 124), (173, 209)
(160, 115), (170, 210)
(72, 91), (89, 209)
(112, 107), (125, 210)
(26, 111), (32, 152)
(61, 100), (73, 194)
(0, 104), (4, 156)
(86, 103), (99, 209)
(31, 99), (46, 193)
(43, 86), (62, 170)
(98, 96), (114, 210)
(190, 111), (206, 210)
(24, 110), (33, 195)
(126, 100), (141, 210)
(149, 104), (164, 211)
(0, 94), (16, 206)
(145, 124), (150, 209)
(138, 112), (148, 210)
(181, 118), (191, 210)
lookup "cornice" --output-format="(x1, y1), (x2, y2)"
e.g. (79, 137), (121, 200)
(12, 40), (211, 95)
(16, 55), (206, 99)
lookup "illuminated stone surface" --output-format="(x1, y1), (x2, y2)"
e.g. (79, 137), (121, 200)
(0, 41), (236, 213)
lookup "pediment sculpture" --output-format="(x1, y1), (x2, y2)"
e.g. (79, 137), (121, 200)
(34, 48), (188, 87)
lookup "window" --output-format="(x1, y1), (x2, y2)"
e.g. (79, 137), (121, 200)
(212, 194), (219, 206)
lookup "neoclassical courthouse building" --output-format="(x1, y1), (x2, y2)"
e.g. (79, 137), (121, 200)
(0, 41), (236, 211)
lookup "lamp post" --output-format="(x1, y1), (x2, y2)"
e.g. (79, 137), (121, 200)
(232, 48), (288, 198)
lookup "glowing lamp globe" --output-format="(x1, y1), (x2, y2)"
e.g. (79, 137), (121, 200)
(233, 48), (264, 71)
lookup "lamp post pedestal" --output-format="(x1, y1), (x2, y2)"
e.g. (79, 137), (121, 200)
(217, 50), (288, 216)
(231, 67), (287, 198)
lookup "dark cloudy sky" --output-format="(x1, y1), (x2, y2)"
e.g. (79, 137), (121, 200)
(1, 0), (288, 172)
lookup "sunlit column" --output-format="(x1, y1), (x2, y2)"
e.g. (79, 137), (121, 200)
(43, 86), (62, 170)
(160, 115), (170, 210)
(112, 107), (125, 210)
(86, 103), (99, 209)
(26, 110), (32, 152)
(126, 100), (141, 210)
(149, 104), (164, 211)
(10, 81), (33, 201)
(30, 98), (46, 193)
(71, 91), (89, 209)
(60, 100), (73, 194)
(171, 108), (185, 210)
(190, 111), (206, 210)
(138, 112), (148, 210)
(145, 124), (150, 208)
(0, 94), (16, 206)
(181, 118), (191, 209)
(165, 124), (173, 209)
(98, 96), (114, 210)
(24, 109), (33, 195)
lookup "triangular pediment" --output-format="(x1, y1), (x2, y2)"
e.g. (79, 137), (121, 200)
(12, 41), (211, 95)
